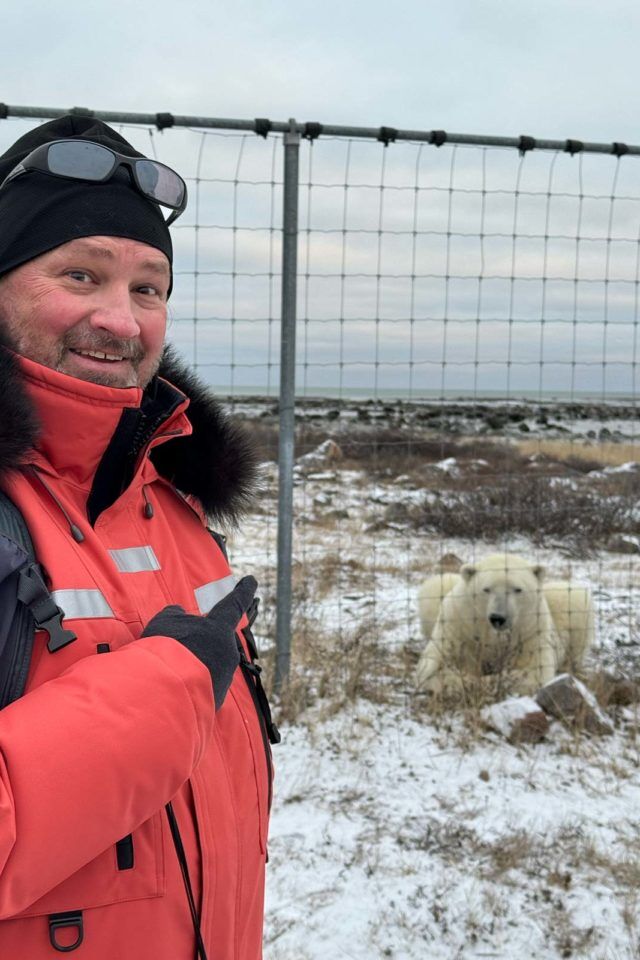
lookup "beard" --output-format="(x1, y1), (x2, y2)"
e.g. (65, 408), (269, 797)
(0, 309), (161, 390)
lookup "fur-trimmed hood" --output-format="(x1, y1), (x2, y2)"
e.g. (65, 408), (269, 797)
(0, 331), (258, 526)
(153, 345), (258, 526)
(0, 327), (39, 477)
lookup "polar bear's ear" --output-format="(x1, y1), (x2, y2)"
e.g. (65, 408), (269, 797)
(532, 564), (545, 582)
(461, 564), (476, 582)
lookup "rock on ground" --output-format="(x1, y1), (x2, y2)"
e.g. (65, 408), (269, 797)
(482, 696), (550, 744)
(536, 674), (614, 736)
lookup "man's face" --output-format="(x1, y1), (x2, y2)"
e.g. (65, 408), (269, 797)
(0, 236), (171, 389)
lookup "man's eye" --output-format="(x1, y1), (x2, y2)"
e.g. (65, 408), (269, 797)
(67, 270), (92, 282)
(137, 285), (161, 297)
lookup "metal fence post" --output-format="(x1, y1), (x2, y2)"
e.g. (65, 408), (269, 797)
(275, 119), (300, 690)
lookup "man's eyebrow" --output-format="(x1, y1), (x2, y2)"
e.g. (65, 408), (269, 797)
(59, 241), (170, 277)
(139, 259), (171, 278)
(60, 241), (117, 260)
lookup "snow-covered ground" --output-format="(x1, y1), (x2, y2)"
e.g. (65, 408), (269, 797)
(228, 445), (640, 960)
(265, 702), (639, 960)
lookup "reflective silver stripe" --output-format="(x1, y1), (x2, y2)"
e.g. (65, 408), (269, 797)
(109, 546), (161, 573)
(194, 575), (237, 614)
(51, 589), (114, 620)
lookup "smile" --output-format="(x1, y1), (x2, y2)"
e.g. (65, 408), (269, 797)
(70, 349), (128, 363)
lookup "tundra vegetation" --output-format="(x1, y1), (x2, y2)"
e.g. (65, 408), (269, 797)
(228, 398), (640, 960)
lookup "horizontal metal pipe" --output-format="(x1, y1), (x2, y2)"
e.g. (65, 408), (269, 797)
(3, 103), (640, 156)
(1, 104), (293, 133)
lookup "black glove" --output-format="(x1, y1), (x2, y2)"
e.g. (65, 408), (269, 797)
(141, 576), (257, 710)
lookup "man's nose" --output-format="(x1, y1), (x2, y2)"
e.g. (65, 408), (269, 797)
(88, 289), (140, 339)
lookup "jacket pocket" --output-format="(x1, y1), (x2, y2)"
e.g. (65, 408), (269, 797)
(15, 811), (165, 919)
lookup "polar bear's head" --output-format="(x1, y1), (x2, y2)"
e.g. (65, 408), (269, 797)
(460, 554), (545, 634)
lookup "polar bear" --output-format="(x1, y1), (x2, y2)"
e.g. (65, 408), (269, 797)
(416, 554), (593, 698)
(541, 579), (594, 675)
(417, 573), (463, 643)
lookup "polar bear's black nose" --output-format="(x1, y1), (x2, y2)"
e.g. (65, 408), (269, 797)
(489, 613), (507, 629)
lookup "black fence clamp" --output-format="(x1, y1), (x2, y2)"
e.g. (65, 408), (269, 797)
(377, 126), (398, 147)
(564, 139), (584, 155)
(518, 135), (536, 155)
(49, 911), (84, 953)
(612, 141), (629, 157)
(155, 112), (175, 131)
(0, 103), (8, 120)
(429, 129), (447, 147)
(303, 122), (323, 141)
(254, 118), (272, 139)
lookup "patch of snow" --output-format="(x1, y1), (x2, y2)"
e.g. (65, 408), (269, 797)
(265, 701), (640, 959)
(434, 457), (462, 476)
(595, 460), (640, 476)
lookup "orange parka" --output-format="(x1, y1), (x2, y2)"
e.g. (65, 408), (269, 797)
(0, 343), (272, 958)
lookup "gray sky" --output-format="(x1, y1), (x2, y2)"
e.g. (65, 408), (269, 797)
(2, 1), (640, 397)
(3, 0), (639, 140)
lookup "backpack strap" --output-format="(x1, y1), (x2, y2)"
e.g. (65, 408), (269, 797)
(0, 490), (76, 709)
(0, 488), (36, 553)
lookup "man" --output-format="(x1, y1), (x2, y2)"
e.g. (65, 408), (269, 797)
(0, 116), (274, 958)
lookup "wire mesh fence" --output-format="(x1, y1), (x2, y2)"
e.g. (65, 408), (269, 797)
(282, 133), (640, 714)
(0, 109), (639, 709)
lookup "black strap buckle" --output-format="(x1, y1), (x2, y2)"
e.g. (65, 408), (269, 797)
(239, 655), (281, 745)
(39, 609), (77, 653)
(17, 565), (77, 653)
(49, 911), (84, 952)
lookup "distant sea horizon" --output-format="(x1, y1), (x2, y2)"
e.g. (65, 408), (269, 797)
(207, 384), (638, 404)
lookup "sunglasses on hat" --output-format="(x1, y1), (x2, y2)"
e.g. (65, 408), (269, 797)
(0, 139), (187, 226)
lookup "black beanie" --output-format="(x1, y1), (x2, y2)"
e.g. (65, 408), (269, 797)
(0, 115), (173, 291)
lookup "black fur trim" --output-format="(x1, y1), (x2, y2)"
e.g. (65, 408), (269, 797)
(0, 328), (40, 479)
(152, 345), (258, 526)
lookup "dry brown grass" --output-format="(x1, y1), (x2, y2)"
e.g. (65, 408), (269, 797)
(244, 413), (639, 472)
(414, 473), (638, 553)
(298, 552), (367, 601)
(417, 675), (529, 724)
(257, 541), (413, 722)
(586, 842), (640, 890)
(261, 607), (407, 725)
(245, 419), (522, 473)
(517, 438), (640, 467)
(474, 825), (640, 914)
(481, 830), (538, 879)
